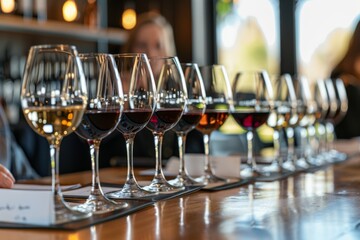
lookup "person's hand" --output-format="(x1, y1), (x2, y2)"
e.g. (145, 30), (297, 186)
(0, 164), (15, 188)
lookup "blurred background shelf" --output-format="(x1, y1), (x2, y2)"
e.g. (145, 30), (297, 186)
(0, 14), (128, 45)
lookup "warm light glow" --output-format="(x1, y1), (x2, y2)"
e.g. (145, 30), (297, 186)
(1, 0), (15, 13)
(122, 8), (137, 30)
(62, 0), (78, 22)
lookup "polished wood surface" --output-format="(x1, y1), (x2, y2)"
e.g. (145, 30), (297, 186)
(2, 139), (360, 240)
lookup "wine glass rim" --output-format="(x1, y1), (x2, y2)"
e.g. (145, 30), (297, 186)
(181, 62), (199, 67)
(78, 53), (110, 58)
(235, 69), (268, 74)
(148, 56), (179, 60)
(30, 44), (77, 51)
(198, 64), (225, 68)
(112, 53), (148, 58)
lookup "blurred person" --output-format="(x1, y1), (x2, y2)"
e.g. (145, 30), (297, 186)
(0, 101), (39, 188)
(122, 12), (176, 57)
(330, 19), (360, 139)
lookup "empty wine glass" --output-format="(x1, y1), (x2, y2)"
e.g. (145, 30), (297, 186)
(265, 73), (297, 173)
(168, 63), (206, 187)
(296, 76), (317, 167)
(231, 70), (273, 179)
(308, 79), (329, 165)
(21, 44), (91, 223)
(195, 65), (232, 184)
(324, 78), (348, 161)
(144, 56), (187, 192)
(284, 75), (308, 170)
(74, 53), (128, 213)
(107, 53), (157, 198)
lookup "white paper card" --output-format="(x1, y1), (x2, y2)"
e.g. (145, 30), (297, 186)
(0, 189), (54, 225)
(141, 154), (241, 178)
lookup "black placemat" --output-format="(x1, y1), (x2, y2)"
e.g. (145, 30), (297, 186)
(252, 170), (295, 182)
(201, 179), (250, 191)
(0, 184), (202, 230)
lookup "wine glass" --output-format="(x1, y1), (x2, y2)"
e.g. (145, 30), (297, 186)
(195, 65), (232, 184)
(296, 76), (317, 167)
(107, 53), (157, 198)
(265, 73), (297, 173)
(144, 56), (187, 192)
(21, 44), (91, 223)
(168, 63), (206, 187)
(284, 75), (308, 170)
(231, 70), (273, 179)
(309, 79), (329, 165)
(324, 78), (348, 161)
(74, 53), (128, 213)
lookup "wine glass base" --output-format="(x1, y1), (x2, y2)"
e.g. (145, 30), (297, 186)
(54, 201), (92, 224)
(72, 193), (128, 215)
(194, 172), (228, 185)
(142, 177), (184, 193)
(296, 157), (311, 169)
(307, 155), (326, 166)
(282, 160), (297, 172)
(168, 174), (204, 187)
(240, 165), (262, 179)
(261, 161), (282, 174)
(106, 183), (158, 199)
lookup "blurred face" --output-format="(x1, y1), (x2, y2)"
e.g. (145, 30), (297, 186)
(132, 23), (167, 58)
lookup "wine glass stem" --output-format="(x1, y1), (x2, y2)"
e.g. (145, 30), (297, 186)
(49, 139), (63, 204)
(154, 133), (165, 179)
(177, 133), (188, 176)
(125, 135), (136, 182)
(325, 121), (335, 151)
(247, 130), (257, 170)
(286, 127), (296, 159)
(273, 129), (280, 164)
(203, 133), (212, 174)
(88, 140), (102, 196)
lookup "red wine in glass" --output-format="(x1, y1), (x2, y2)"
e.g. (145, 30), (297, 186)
(76, 110), (121, 139)
(117, 109), (153, 134)
(147, 108), (183, 132)
(173, 112), (203, 133)
(232, 110), (270, 131)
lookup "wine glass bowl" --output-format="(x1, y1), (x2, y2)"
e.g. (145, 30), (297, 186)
(144, 56), (187, 192)
(74, 53), (128, 213)
(21, 44), (91, 223)
(231, 70), (273, 179)
(195, 65), (232, 184)
(168, 63), (206, 187)
(107, 53), (157, 198)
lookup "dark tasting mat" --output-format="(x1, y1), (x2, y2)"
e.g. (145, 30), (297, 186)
(201, 179), (250, 191)
(0, 184), (202, 231)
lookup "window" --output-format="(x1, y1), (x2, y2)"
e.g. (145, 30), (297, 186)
(296, 0), (360, 81)
(216, 0), (279, 138)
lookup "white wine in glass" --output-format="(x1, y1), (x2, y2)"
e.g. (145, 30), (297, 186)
(21, 44), (91, 224)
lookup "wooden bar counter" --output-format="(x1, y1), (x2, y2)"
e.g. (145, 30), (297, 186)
(2, 139), (360, 240)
